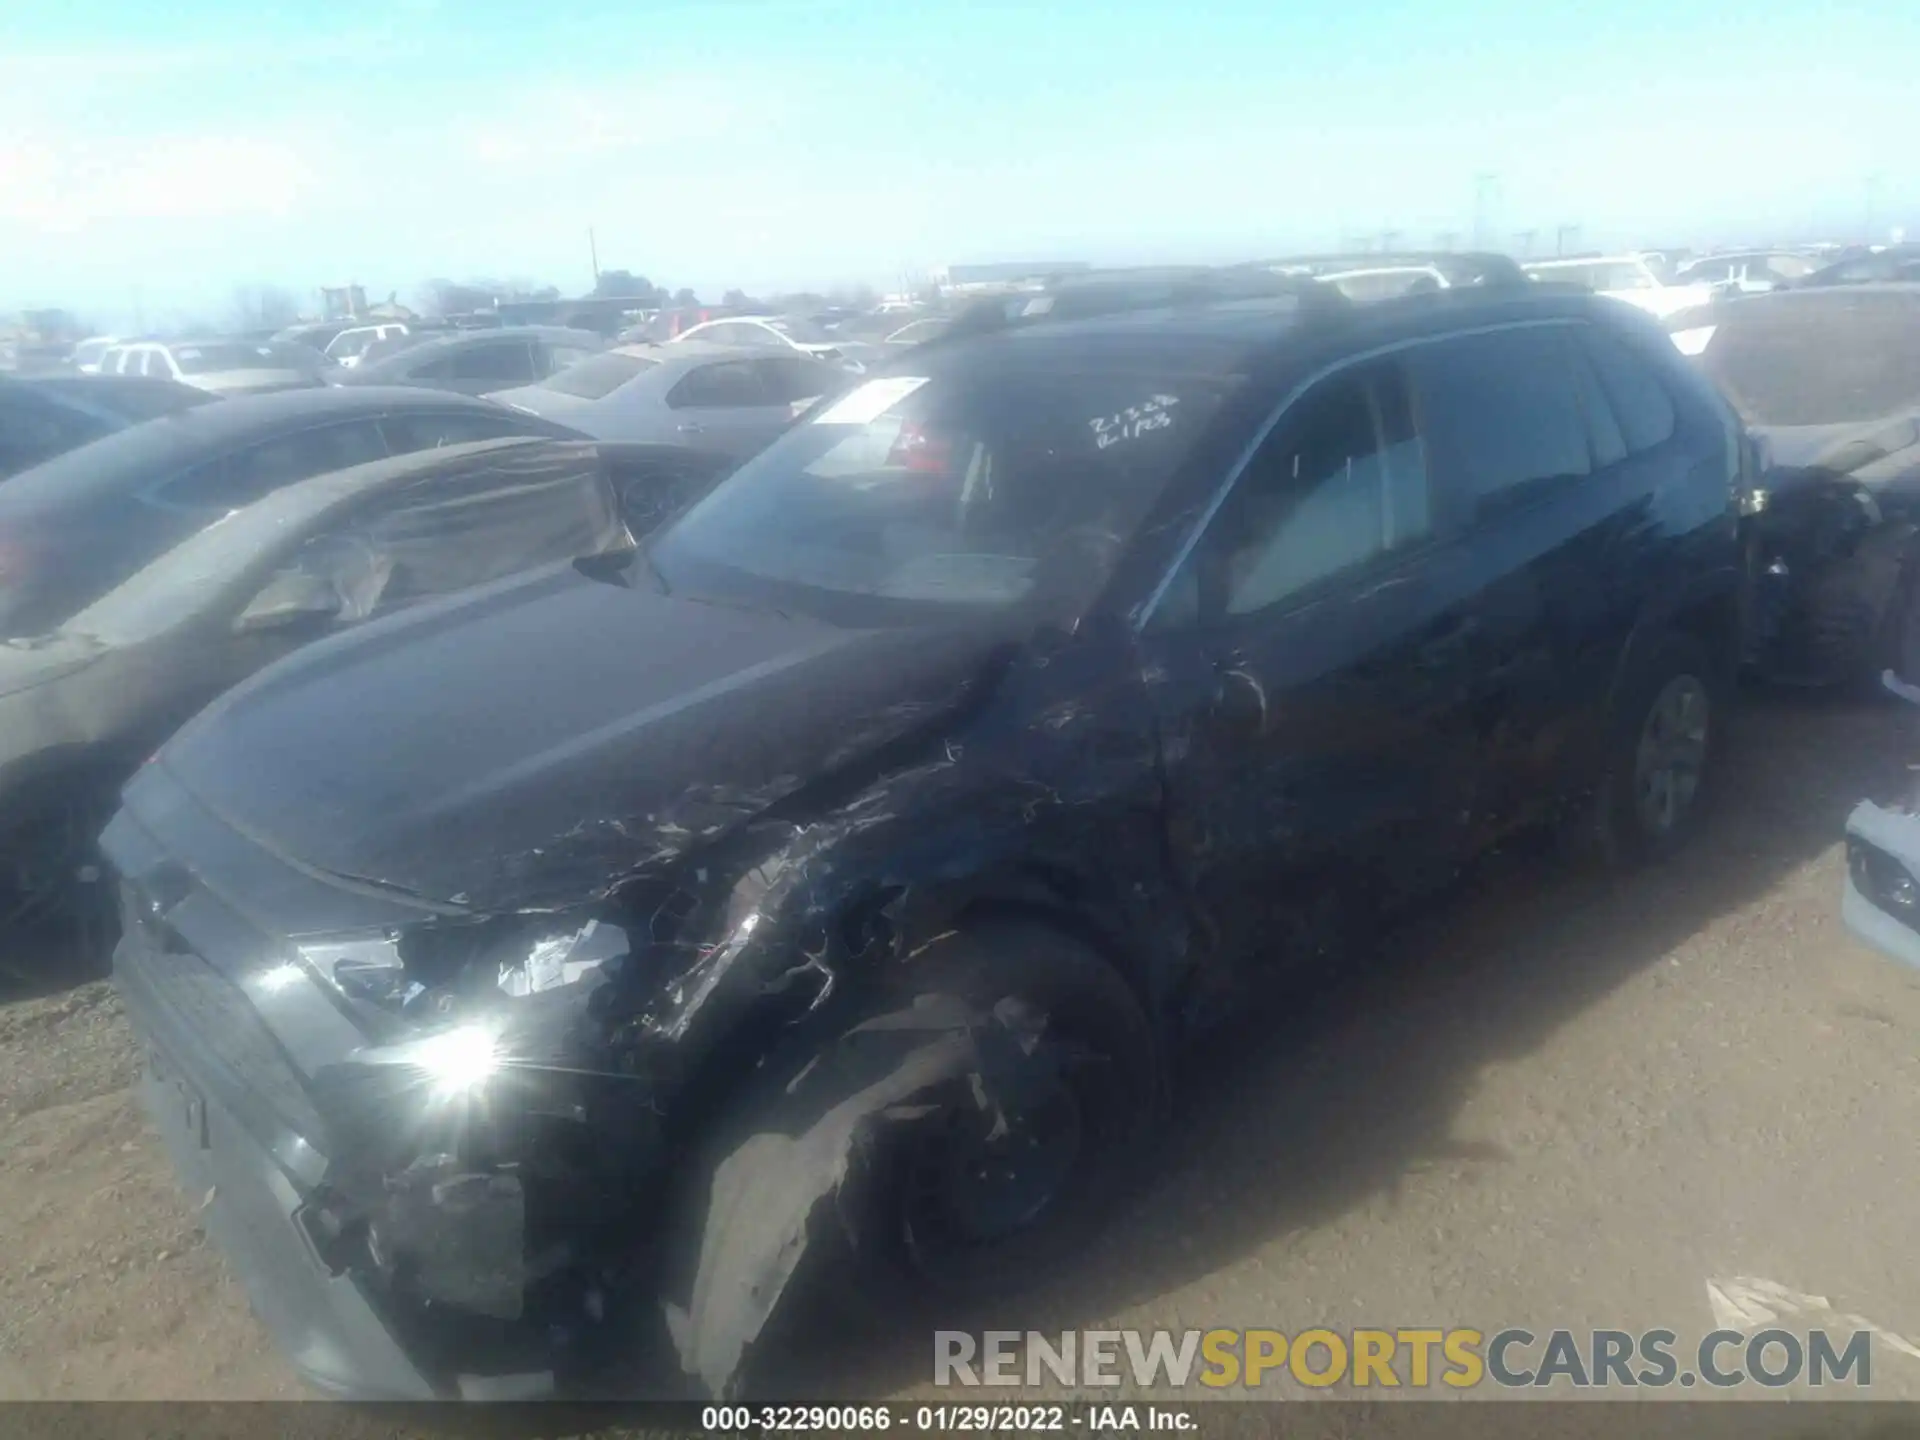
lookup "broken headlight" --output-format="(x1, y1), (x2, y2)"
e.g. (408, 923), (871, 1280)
(301, 918), (631, 1022)
(304, 918), (639, 1166)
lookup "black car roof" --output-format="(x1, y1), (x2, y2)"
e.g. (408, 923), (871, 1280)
(913, 283), (1611, 375)
(0, 386), (511, 515)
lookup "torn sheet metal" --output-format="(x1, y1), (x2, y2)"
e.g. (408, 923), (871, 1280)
(665, 993), (1054, 1399)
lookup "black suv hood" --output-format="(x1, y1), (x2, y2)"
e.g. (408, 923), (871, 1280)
(153, 563), (1012, 912)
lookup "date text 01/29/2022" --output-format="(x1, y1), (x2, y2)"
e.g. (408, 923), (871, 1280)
(700, 1404), (1200, 1432)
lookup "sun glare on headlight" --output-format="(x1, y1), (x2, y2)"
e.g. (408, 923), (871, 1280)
(412, 1024), (502, 1098)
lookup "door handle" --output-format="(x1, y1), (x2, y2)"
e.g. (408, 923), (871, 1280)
(677, 421), (704, 433)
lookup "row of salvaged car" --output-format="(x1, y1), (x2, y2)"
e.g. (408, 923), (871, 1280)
(7, 261), (1920, 1404)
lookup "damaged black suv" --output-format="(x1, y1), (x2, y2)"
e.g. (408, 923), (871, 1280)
(104, 284), (1748, 1401)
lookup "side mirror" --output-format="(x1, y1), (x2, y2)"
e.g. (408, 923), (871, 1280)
(235, 568), (341, 633)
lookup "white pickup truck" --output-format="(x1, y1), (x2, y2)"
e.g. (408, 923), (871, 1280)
(1523, 255), (1723, 320)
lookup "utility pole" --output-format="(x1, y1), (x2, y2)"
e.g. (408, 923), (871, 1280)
(588, 227), (601, 286)
(1472, 172), (1498, 250)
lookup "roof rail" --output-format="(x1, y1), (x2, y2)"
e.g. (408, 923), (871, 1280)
(924, 267), (1350, 348)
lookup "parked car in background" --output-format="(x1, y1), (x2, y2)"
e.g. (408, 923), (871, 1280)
(486, 340), (846, 459)
(1266, 252), (1529, 298)
(1669, 283), (1920, 689)
(1013, 264), (1331, 322)
(0, 373), (215, 480)
(326, 323), (413, 369)
(1797, 244), (1920, 289)
(103, 281), (1743, 1403)
(1523, 255), (1723, 319)
(333, 326), (607, 396)
(0, 385), (577, 641)
(97, 339), (332, 396)
(275, 320), (362, 354)
(882, 316), (953, 349)
(672, 314), (872, 373)
(1676, 250), (1820, 294)
(69, 336), (119, 374)
(0, 437), (639, 938)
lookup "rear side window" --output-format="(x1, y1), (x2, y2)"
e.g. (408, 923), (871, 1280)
(668, 361), (766, 409)
(1406, 326), (1590, 508)
(155, 420), (391, 513)
(1564, 332), (1629, 469)
(541, 352), (656, 399)
(448, 342), (536, 385)
(1579, 329), (1677, 453)
(381, 410), (538, 452)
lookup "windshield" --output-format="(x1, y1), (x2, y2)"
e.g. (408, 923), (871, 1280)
(539, 351), (657, 398)
(649, 353), (1241, 623)
(171, 342), (289, 374)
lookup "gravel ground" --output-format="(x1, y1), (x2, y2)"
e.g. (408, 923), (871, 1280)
(3, 689), (1918, 1411)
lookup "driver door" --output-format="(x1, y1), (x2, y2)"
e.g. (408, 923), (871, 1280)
(1137, 358), (1484, 1007)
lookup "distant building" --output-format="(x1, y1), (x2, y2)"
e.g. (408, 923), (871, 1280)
(934, 261), (1090, 296)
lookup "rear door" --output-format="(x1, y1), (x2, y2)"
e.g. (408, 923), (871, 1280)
(1141, 356), (1484, 999)
(1400, 320), (1672, 838)
(663, 359), (785, 456)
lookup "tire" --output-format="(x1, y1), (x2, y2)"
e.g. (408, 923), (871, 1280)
(1593, 631), (1724, 866)
(685, 922), (1164, 1337)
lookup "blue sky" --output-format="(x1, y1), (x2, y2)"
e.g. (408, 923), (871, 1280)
(3, 0), (1915, 328)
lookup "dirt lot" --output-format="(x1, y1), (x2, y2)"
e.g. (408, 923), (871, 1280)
(3, 689), (1919, 1404)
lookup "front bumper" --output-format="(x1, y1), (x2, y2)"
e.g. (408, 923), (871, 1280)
(115, 930), (447, 1399)
(1842, 800), (1920, 972)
